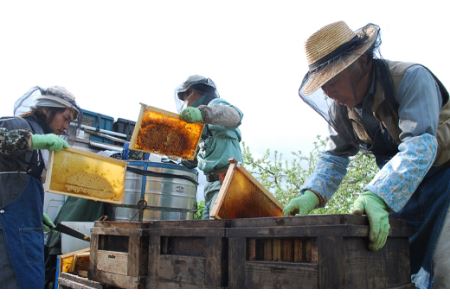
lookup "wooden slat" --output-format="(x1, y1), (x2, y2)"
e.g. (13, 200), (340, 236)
(58, 273), (103, 289)
(157, 255), (206, 287)
(293, 239), (303, 262)
(243, 261), (318, 288)
(96, 251), (128, 275)
(317, 236), (345, 288)
(272, 239), (282, 261)
(281, 239), (293, 262)
(228, 215), (413, 237)
(263, 239), (272, 261)
(247, 239), (256, 261)
(227, 224), (369, 238)
(204, 237), (227, 288)
(228, 237), (247, 288)
(210, 162), (237, 219)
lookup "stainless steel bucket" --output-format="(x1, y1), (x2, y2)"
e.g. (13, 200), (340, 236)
(113, 161), (198, 221)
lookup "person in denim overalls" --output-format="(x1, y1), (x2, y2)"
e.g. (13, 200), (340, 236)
(0, 86), (80, 288)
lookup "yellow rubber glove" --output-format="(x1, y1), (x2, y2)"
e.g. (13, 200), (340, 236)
(352, 191), (390, 251)
(283, 190), (319, 216)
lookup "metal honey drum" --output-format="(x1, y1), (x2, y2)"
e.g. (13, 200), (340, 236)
(45, 147), (126, 203)
(129, 103), (204, 160)
(114, 161), (198, 221)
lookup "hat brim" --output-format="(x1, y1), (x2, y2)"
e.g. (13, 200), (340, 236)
(302, 24), (379, 95)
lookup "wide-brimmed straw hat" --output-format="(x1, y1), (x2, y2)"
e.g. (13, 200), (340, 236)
(302, 21), (380, 95)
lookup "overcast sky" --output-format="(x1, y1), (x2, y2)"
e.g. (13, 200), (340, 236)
(1, 0), (448, 160)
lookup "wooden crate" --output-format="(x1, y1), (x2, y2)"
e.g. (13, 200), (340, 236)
(226, 215), (412, 288)
(89, 221), (154, 288)
(146, 220), (228, 288)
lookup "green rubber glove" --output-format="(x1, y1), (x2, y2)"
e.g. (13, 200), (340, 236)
(283, 190), (319, 216)
(42, 212), (56, 232)
(352, 191), (390, 251)
(31, 134), (68, 151)
(180, 107), (204, 123)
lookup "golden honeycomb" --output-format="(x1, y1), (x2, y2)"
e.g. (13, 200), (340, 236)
(211, 164), (284, 219)
(47, 148), (126, 203)
(130, 106), (203, 160)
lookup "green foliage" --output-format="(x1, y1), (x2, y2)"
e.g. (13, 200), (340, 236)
(242, 136), (378, 215)
(194, 200), (205, 220)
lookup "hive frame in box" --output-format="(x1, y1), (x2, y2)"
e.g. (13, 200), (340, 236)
(226, 215), (413, 288)
(210, 159), (283, 219)
(45, 147), (127, 204)
(129, 103), (204, 160)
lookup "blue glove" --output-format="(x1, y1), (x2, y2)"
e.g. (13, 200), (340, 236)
(352, 191), (390, 251)
(283, 190), (319, 216)
(180, 107), (204, 123)
(31, 134), (68, 151)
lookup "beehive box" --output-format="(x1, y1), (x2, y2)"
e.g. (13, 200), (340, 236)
(45, 147), (126, 203)
(89, 221), (154, 288)
(54, 247), (91, 288)
(146, 220), (229, 288)
(129, 103), (204, 160)
(226, 215), (412, 288)
(210, 160), (283, 219)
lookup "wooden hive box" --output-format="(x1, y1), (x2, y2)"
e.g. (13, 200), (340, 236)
(89, 221), (155, 288)
(226, 215), (412, 288)
(210, 160), (283, 219)
(146, 219), (229, 288)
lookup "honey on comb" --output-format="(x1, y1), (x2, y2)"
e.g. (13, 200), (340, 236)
(133, 109), (202, 159)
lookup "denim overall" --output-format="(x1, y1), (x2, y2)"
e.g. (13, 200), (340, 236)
(0, 175), (45, 288)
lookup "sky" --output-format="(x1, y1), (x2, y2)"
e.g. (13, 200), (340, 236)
(1, 0), (449, 160)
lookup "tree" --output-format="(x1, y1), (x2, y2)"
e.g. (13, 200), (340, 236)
(242, 136), (378, 214)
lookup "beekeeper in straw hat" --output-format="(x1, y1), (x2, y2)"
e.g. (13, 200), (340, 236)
(283, 21), (450, 288)
(0, 86), (80, 288)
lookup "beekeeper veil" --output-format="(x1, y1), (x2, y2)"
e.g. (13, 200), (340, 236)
(298, 22), (381, 131)
(14, 85), (81, 122)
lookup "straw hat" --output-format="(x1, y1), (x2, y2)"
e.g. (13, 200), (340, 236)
(302, 21), (379, 95)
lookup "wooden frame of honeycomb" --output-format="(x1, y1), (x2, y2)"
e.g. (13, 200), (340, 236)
(210, 159), (284, 219)
(129, 103), (204, 160)
(45, 147), (126, 203)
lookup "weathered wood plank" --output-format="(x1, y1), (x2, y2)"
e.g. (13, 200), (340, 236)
(147, 221), (227, 288)
(58, 273), (103, 289)
(228, 237), (246, 288)
(157, 255), (206, 288)
(227, 215), (412, 289)
(317, 236), (345, 288)
(244, 261), (318, 288)
(90, 221), (151, 288)
(204, 237), (227, 288)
